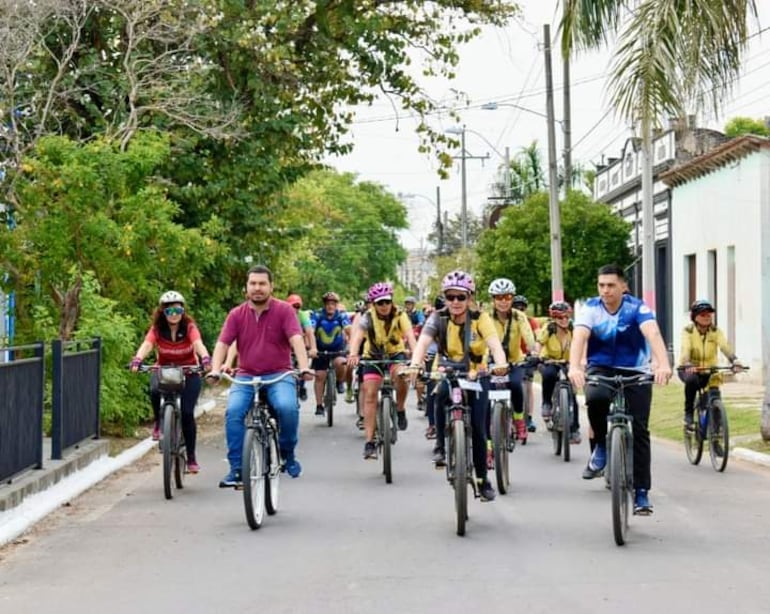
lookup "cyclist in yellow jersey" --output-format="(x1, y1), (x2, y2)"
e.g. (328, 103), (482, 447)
(487, 278), (535, 445)
(348, 282), (417, 459)
(409, 270), (508, 502)
(678, 299), (743, 430)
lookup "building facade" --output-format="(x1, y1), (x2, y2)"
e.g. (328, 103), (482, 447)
(397, 247), (435, 302)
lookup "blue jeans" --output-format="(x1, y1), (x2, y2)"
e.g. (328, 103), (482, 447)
(225, 372), (299, 471)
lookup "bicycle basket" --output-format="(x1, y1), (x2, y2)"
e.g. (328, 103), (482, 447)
(158, 366), (185, 392)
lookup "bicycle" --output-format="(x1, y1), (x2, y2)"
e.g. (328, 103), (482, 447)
(487, 373), (514, 495)
(680, 365), (749, 472)
(543, 360), (576, 462)
(359, 359), (406, 484)
(317, 350), (347, 427)
(135, 364), (203, 500)
(217, 370), (298, 530)
(586, 371), (654, 546)
(430, 367), (488, 537)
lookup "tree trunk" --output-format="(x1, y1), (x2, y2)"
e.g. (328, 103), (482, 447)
(52, 274), (82, 341)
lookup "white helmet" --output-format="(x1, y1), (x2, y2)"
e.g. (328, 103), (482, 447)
(159, 290), (185, 305)
(487, 278), (516, 296)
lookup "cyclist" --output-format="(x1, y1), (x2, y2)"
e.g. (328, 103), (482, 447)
(488, 279), (535, 446)
(287, 294), (318, 402)
(538, 301), (581, 443)
(568, 264), (671, 515)
(421, 296), (445, 440)
(131, 291), (211, 473)
(512, 294), (540, 432)
(310, 291), (351, 416)
(347, 282), (417, 459)
(678, 299), (743, 431)
(404, 296), (425, 336)
(209, 265), (313, 486)
(408, 270), (509, 502)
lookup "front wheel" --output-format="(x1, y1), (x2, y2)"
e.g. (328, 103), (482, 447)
(380, 395), (393, 484)
(684, 410), (704, 465)
(242, 428), (266, 530)
(265, 427), (281, 515)
(324, 370), (335, 427)
(610, 426), (630, 546)
(560, 386), (571, 463)
(452, 419), (468, 536)
(161, 403), (176, 500)
(708, 399), (729, 472)
(491, 402), (510, 495)
(551, 390), (563, 457)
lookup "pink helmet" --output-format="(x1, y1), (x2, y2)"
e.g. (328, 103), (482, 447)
(442, 270), (475, 294)
(366, 282), (393, 303)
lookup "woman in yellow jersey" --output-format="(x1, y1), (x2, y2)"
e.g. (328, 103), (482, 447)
(678, 300), (743, 430)
(488, 278), (535, 443)
(348, 282), (417, 460)
(538, 301), (581, 443)
(409, 270), (508, 502)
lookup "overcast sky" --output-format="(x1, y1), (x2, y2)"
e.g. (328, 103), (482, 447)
(323, 1), (770, 249)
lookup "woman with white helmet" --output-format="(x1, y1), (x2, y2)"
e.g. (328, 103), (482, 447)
(130, 290), (211, 473)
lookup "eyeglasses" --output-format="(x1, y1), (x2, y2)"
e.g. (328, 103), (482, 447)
(164, 306), (184, 317)
(493, 294), (513, 301)
(444, 294), (468, 303)
(374, 299), (392, 306)
(291, 304), (301, 309)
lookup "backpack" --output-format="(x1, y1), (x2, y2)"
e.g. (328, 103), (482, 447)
(433, 308), (484, 368)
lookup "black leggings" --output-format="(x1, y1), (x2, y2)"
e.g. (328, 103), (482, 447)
(677, 371), (711, 414)
(540, 364), (579, 430)
(150, 374), (201, 457)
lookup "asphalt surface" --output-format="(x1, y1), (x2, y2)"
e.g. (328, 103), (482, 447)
(2, 391), (770, 613)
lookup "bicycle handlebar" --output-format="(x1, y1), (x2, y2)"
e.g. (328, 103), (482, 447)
(676, 365), (749, 374)
(211, 370), (303, 387)
(131, 364), (205, 375)
(586, 372), (654, 390)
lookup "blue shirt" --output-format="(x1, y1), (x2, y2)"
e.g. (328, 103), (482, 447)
(311, 309), (351, 351)
(574, 294), (655, 369)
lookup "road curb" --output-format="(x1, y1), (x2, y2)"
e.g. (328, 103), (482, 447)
(732, 447), (770, 467)
(0, 398), (217, 548)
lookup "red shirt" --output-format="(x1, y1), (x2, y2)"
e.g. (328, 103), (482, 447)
(218, 298), (301, 376)
(520, 316), (540, 354)
(144, 321), (201, 366)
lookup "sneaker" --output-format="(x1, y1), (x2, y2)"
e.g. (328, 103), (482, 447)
(541, 403), (553, 419)
(416, 399), (426, 413)
(514, 418), (527, 444)
(285, 457), (303, 478)
(633, 488), (653, 515)
(478, 479), (496, 502)
(151, 423), (160, 441)
(186, 456), (200, 474)
(683, 413), (694, 431)
(355, 415), (364, 430)
(425, 425), (437, 440)
(432, 447), (446, 467)
(219, 468), (242, 488)
(315, 404), (325, 416)
(336, 381), (345, 394)
(582, 445), (606, 479)
(713, 439), (725, 457)
(486, 446), (494, 470)
(363, 441), (378, 460)
(526, 415), (536, 433)
(345, 388), (354, 403)
(570, 429), (582, 445)
(299, 387), (308, 402)
(397, 411), (408, 431)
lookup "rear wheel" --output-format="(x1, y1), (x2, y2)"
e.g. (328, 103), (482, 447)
(265, 427), (281, 515)
(610, 426), (629, 546)
(381, 395), (393, 483)
(324, 370), (335, 427)
(242, 428), (265, 530)
(560, 387), (571, 463)
(452, 419), (468, 536)
(708, 399), (729, 472)
(173, 410), (186, 490)
(684, 410), (704, 465)
(491, 401), (510, 494)
(161, 404), (175, 500)
(551, 391), (563, 457)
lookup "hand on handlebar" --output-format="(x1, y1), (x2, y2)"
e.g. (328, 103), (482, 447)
(568, 365), (585, 391)
(654, 365), (672, 386)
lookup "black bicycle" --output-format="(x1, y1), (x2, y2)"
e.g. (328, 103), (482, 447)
(318, 350), (347, 427)
(586, 371), (654, 546)
(135, 364), (203, 500)
(680, 365), (749, 472)
(545, 360), (576, 462)
(218, 371), (298, 530)
(487, 372), (514, 495)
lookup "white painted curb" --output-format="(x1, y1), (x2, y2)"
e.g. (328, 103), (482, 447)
(732, 447), (770, 467)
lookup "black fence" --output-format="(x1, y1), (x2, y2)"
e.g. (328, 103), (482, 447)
(0, 342), (45, 483)
(51, 338), (101, 460)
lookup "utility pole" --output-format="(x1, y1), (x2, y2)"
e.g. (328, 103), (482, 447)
(562, 1), (573, 193)
(448, 125), (489, 249)
(544, 24), (564, 302)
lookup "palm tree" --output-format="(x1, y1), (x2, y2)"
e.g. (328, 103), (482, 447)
(559, 1), (766, 435)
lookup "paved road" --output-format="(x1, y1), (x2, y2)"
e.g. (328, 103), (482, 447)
(2, 391), (770, 613)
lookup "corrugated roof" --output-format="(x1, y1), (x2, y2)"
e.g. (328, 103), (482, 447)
(660, 134), (770, 188)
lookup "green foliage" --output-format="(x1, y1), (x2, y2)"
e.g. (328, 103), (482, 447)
(724, 116), (770, 138)
(475, 191), (632, 313)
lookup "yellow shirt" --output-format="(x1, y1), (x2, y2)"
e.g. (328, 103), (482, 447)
(361, 309), (412, 358)
(679, 324), (735, 386)
(427, 309), (498, 370)
(490, 309), (534, 363)
(538, 321), (572, 361)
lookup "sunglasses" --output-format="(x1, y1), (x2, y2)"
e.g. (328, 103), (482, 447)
(374, 299), (392, 306)
(291, 304), (301, 310)
(493, 294), (513, 301)
(164, 306), (184, 317)
(444, 294), (468, 303)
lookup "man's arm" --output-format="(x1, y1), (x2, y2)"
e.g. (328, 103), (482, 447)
(568, 326), (591, 391)
(210, 340), (231, 376)
(290, 334), (311, 372)
(640, 320), (672, 385)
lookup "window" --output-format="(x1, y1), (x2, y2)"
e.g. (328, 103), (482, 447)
(685, 254), (696, 309)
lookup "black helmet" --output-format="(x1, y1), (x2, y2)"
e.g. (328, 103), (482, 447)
(690, 299), (714, 321)
(433, 296), (446, 310)
(512, 294), (528, 309)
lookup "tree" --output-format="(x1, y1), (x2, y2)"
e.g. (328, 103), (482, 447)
(475, 191), (632, 313)
(724, 116), (770, 138)
(427, 211), (483, 256)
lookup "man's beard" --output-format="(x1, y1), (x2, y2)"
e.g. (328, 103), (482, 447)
(249, 294), (269, 306)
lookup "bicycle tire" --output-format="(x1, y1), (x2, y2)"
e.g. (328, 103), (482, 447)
(491, 401), (510, 494)
(560, 387), (571, 463)
(325, 370), (335, 427)
(610, 426), (629, 546)
(452, 419), (468, 536)
(551, 389), (562, 456)
(265, 427), (281, 515)
(161, 403), (175, 500)
(683, 410), (704, 465)
(708, 399), (729, 472)
(173, 409), (186, 489)
(242, 427), (266, 530)
(381, 395), (393, 484)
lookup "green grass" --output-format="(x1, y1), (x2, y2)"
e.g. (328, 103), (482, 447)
(649, 380), (763, 444)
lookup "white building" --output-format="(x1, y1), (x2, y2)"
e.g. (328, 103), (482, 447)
(660, 134), (770, 378)
(397, 247), (434, 302)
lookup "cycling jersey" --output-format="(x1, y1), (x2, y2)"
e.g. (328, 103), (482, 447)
(679, 324), (736, 386)
(575, 294), (655, 369)
(422, 308), (496, 370)
(312, 308), (351, 351)
(491, 308), (534, 363)
(144, 320), (201, 366)
(358, 309), (412, 358)
(538, 320), (573, 361)
(296, 308), (312, 329)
